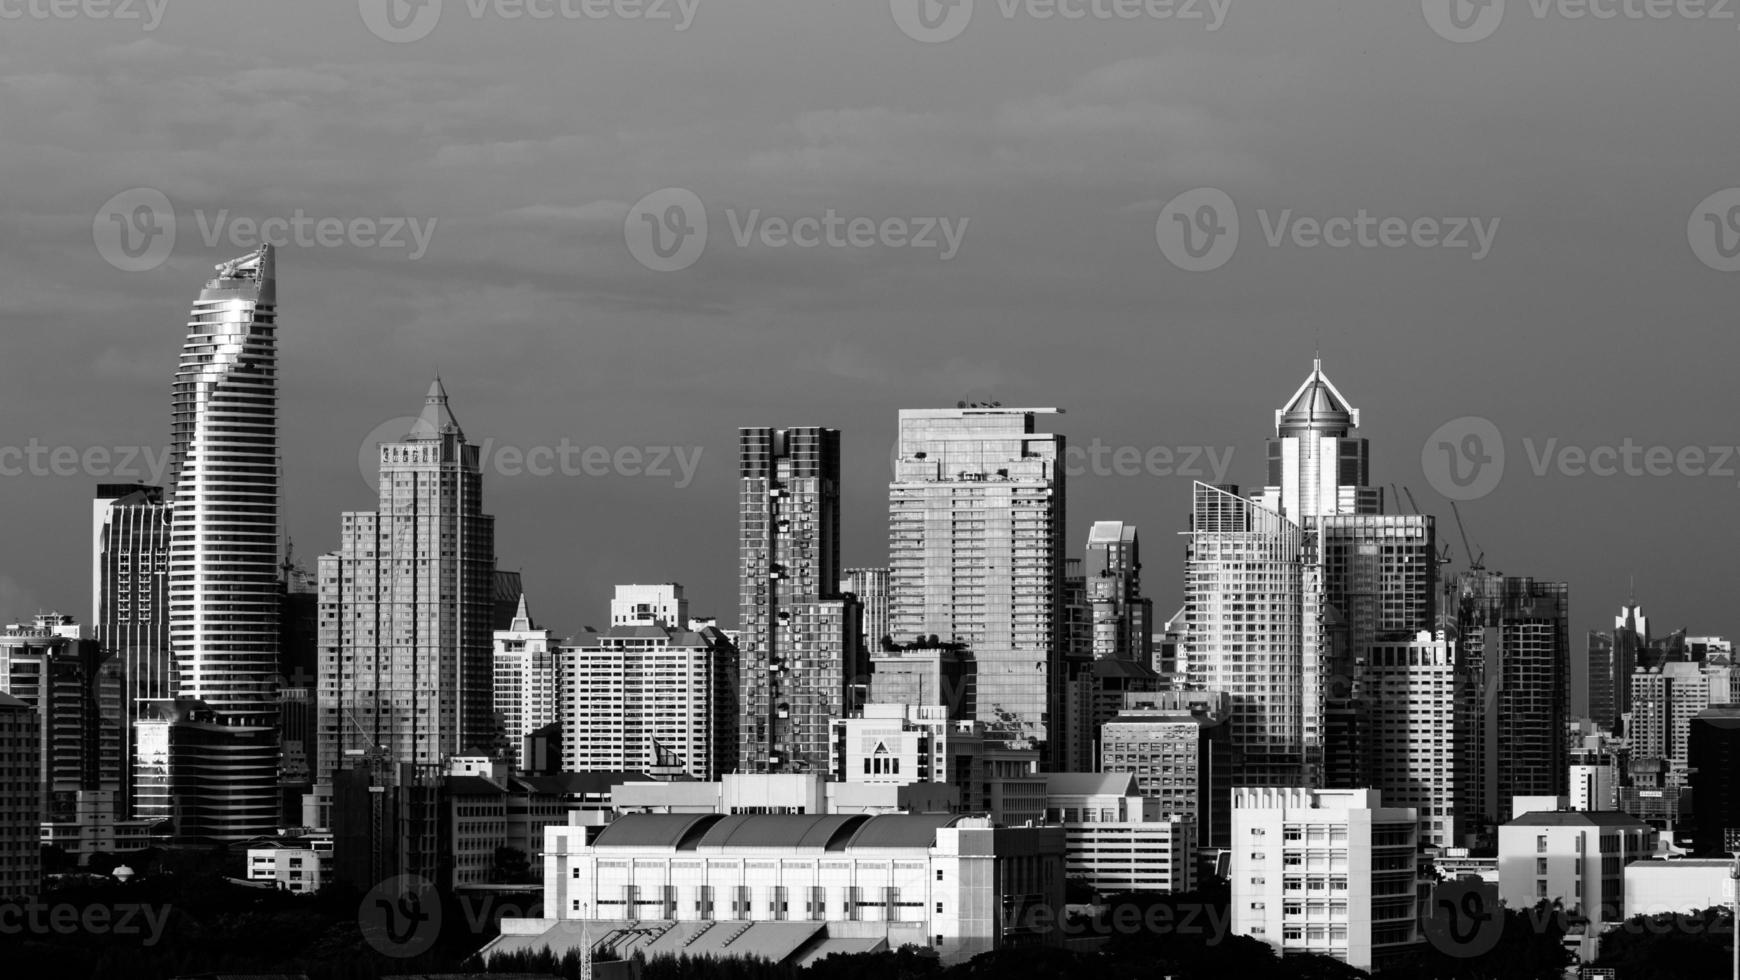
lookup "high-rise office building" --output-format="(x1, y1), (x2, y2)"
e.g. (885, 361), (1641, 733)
(318, 381), (497, 785)
(0, 615), (123, 823)
(889, 407), (1066, 763)
(610, 584), (690, 629)
(277, 558), (318, 819)
(1449, 572), (1570, 834)
(1101, 690), (1231, 848)
(0, 693), (42, 900)
(92, 483), (170, 819)
(1086, 521), (1152, 665)
(166, 246), (282, 840)
(1688, 706), (1740, 855)
(1183, 482), (1314, 786)
(844, 567), (891, 651)
(561, 623), (736, 780)
(737, 426), (860, 773)
(1587, 599), (1650, 732)
(1251, 357), (1380, 523)
(1364, 632), (1463, 849)
(492, 593), (559, 770)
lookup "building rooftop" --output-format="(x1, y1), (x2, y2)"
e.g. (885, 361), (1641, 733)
(1505, 810), (1654, 830)
(1045, 772), (1138, 798)
(1276, 356), (1359, 435)
(591, 812), (969, 851)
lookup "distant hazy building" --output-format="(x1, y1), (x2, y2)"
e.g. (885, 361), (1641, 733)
(737, 426), (861, 773)
(889, 407), (1066, 764)
(1588, 600), (1651, 732)
(561, 624), (736, 781)
(0, 693), (41, 900)
(166, 247), (282, 841)
(318, 381), (497, 786)
(1230, 787), (1420, 974)
(493, 594), (559, 770)
(868, 642), (973, 717)
(0, 615), (123, 822)
(844, 568), (891, 650)
(611, 584), (690, 629)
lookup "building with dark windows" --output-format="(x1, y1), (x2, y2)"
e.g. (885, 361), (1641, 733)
(92, 483), (171, 819)
(0, 615), (123, 823)
(0, 693), (42, 901)
(1688, 705), (1740, 855)
(737, 426), (861, 773)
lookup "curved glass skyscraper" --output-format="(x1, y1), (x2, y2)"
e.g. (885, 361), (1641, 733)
(166, 246), (280, 840)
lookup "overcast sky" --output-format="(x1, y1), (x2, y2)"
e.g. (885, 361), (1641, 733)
(2, 1), (1736, 701)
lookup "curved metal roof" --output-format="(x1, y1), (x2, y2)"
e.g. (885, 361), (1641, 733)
(593, 813), (723, 848)
(843, 813), (964, 849)
(1276, 357), (1358, 436)
(696, 813), (867, 850)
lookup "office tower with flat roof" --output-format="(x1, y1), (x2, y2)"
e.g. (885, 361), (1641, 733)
(166, 246), (281, 839)
(1101, 690), (1231, 848)
(610, 584), (690, 629)
(1364, 631), (1463, 849)
(0, 615), (123, 823)
(737, 426), (860, 773)
(845, 567), (891, 651)
(1450, 572), (1570, 835)
(0, 693), (41, 901)
(493, 593), (559, 770)
(1688, 706), (1740, 855)
(92, 483), (171, 818)
(318, 381), (497, 786)
(889, 407), (1066, 763)
(562, 623), (736, 780)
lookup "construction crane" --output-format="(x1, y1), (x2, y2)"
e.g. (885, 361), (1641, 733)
(1402, 486), (1423, 517)
(1449, 501), (1485, 571)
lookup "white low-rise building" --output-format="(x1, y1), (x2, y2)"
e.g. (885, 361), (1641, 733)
(1043, 772), (1195, 895)
(1496, 809), (1656, 962)
(1624, 858), (1738, 919)
(1231, 787), (1419, 974)
(246, 835), (333, 894)
(503, 811), (1064, 964)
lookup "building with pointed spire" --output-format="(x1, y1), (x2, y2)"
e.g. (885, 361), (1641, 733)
(166, 246), (282, 840)
(493, 592), (559, 770)
(317, 381), (497, 794)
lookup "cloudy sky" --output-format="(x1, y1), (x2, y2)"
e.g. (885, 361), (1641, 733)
(1, 1), (1736, 700)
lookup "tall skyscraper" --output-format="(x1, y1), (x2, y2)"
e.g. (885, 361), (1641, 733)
(92, 483), (170, 819)
(844, 567), (891, 651)
(561, 623), (736, 780)
(1183, 482), (1314, 786)
(889, 407), (1066, 763)
(1587, 599), (1649, 732)
(1449, 572), (1570, 834)
(1251, 357), (1380, 522)
(166, 246), (281, 840)
(1364, 632), (1462, 849)
(492, 593), (559, 770)
(1688, 706), (1740, 855)
(737, 426), (860, 773)
(318, 381), (497, 785)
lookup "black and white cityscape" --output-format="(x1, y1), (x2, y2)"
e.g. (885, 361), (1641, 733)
(1, 3), (1738, 979)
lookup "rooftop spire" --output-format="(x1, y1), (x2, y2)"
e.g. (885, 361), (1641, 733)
(1275, 354), (1359, 436)
(409, 377), (464, 441)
